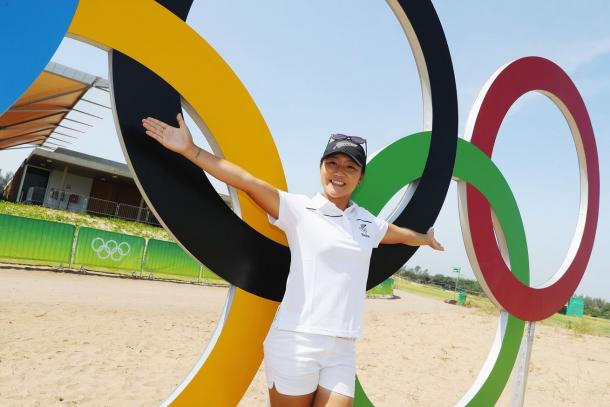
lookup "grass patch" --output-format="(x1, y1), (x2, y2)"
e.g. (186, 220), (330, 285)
(394, 278), (456, 301)
(394, 277), (610, 337)
(0, 200), (172, 240)
(543, 313), (610, 337)
(394, 277), (497, 315)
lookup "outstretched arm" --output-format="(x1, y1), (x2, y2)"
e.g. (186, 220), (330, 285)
(380, 224), (444, 251)
(142, 114), (279, 219)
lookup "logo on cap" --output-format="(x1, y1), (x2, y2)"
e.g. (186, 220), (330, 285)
(334, 140), (358, 149)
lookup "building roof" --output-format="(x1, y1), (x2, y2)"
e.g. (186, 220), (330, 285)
(0, 62), (109, 150)
(27, 147), (131, 179)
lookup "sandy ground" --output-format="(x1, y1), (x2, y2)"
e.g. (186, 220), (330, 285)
(1, 266), (609, 406)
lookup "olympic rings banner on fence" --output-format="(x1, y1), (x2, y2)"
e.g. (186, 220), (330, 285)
(73, 227), (145, 272)
(0, 1), (600, 406)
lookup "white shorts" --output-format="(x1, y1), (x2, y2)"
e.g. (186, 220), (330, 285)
(262, 325), (356, 398)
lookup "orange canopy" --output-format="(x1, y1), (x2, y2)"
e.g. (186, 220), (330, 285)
(0, 62), (108, 150)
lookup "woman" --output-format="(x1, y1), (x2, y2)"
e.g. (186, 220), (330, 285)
(142, 114), (444, 407)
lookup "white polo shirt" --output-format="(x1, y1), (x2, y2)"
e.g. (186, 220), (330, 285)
(268, 190), (389, 338)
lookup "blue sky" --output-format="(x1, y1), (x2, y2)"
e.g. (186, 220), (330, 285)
(2, 1), (609, 300)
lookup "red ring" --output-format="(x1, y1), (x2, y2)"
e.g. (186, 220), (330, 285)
(466, 56), (600, 321)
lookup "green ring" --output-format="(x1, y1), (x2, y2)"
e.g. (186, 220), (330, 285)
(352, 132), (528, 406)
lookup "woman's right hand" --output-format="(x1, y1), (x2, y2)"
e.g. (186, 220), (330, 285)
(142, 113), (196, 157)
(143, 112), (280, 219)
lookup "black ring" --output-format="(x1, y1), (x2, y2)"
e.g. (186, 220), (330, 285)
(367, 0), (457, 289)
(110, 0), (456, 299)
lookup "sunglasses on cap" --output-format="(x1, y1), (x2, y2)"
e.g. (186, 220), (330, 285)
(328, 133), (368, 155)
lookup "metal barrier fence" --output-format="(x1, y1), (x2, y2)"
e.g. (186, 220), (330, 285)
(367, 277), (395, 297)
(22, 186), (160, 226)
(0, 212), (219, 284)
(0, 213), (75, 265)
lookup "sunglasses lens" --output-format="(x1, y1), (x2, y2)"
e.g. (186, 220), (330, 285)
(331, 134), (366, 143)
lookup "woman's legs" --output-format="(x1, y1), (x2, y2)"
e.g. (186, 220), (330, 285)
(268, 385), (352, 407)
(312, 386), (353, 407)
(268, 384), (316, 407)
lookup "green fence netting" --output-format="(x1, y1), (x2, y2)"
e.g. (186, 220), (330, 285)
(367, 277), (394, 297)
(567, 296), (585, 317)
(0, 213), (75, 265)
(144, 239), (202, 279)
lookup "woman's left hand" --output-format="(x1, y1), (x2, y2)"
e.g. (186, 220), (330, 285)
(426, 227), (445, 251)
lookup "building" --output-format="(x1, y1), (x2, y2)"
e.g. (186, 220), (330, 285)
(2, 147), (232, 225)
(2, 147), (155, 223)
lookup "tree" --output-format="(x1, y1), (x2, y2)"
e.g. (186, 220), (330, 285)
(583, 296), (610, 320)
(395, 264), (486, 297)
(0, 169), (14, 190)
(395, 265), (431, 284)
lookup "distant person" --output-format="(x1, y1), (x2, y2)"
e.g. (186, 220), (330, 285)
(142, 114), (444, 407)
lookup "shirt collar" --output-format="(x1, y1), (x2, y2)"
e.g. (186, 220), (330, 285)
(309, 193), (358, 215)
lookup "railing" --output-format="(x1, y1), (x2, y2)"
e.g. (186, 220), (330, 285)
(22, 186), (160, 226)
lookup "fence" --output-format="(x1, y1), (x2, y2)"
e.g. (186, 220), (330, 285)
(0, 213), (74, 265)
(1, 212), (389, 293)
(0, 213), (220, 284)
(22, 186), (160, 226)
(143, 239), (218, 281)
(367, 277), (395, 297)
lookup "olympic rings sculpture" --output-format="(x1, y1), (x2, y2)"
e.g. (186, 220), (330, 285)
(90, 237), (131, 261)
(0, 1), (598, 406)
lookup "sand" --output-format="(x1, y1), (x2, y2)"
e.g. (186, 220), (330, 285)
(1, 266), (609, 406)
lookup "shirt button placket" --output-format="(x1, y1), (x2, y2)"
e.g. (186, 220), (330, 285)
(343, 212), (353, 237)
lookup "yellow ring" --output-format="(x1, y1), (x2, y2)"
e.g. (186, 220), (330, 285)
(68, 0), (284, 405)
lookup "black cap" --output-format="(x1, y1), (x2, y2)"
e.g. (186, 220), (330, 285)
(321, 138), (367, 172)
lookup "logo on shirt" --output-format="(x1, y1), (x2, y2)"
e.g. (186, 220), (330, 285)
(359, 223), (370, 238)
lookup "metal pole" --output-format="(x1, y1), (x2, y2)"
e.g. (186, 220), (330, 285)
(16, 164), (28, 202)
(59, 166), (68, 210)
(137, 197), (144, 222)
(452, 266), (461, 301)
(69, 227), (78, 270)
(510, 321), (536, 407)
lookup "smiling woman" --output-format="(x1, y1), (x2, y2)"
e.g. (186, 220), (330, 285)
(142, 114), (444, 406)
(319, 134), (368, 208)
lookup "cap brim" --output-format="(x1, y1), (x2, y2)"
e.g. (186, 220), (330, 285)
(321, 151), (366, 169)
